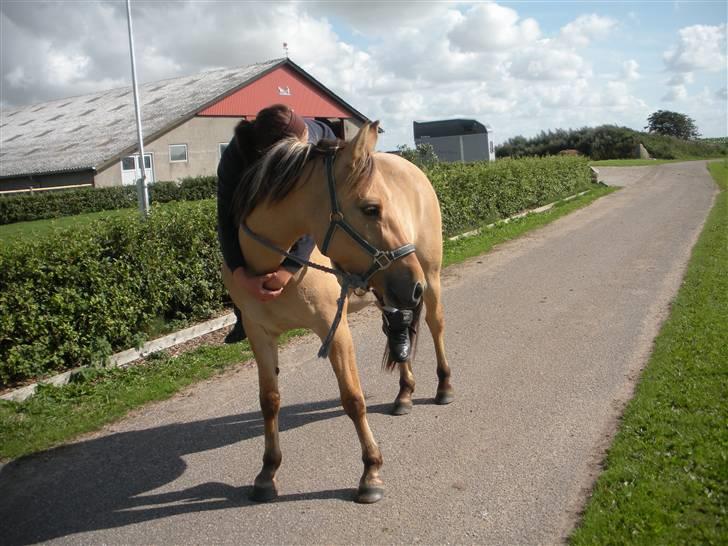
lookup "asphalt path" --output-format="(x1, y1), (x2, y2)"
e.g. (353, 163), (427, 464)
(0, 161), (717, 545)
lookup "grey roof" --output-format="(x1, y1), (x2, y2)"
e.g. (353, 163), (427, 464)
(414, 119), (492, 139)
(0, 58), (285, 178)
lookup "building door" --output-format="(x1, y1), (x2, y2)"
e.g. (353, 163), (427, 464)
(121, 154), (155, 186)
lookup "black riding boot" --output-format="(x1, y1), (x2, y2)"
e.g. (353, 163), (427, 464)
(224, 306), (247, 344)
(382, 308), (414, 363)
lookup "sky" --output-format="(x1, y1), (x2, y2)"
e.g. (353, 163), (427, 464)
(1, 0), (726, 151)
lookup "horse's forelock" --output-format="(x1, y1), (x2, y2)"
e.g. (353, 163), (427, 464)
(234, 137), (312, 224)
(233, 136), (376, 225)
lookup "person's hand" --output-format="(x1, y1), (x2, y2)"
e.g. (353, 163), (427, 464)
(232, 266), (283, 303)
(231, 267), (295, 303)
(264, 268), (294, 292)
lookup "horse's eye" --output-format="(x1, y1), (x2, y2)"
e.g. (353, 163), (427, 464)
(361, 205), (381, 218)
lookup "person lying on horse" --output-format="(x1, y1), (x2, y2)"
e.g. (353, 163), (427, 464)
(216, 104), (413, 361)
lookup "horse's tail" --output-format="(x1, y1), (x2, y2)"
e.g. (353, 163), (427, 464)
(381, 301), (423, 372)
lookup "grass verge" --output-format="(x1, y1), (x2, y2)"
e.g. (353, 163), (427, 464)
(0, 185), (616, 461)
(570, 161), (728, 544)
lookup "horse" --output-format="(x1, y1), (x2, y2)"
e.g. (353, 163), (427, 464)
(222, 121), (453, 504)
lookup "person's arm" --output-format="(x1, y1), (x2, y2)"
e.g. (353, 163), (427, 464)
(217, 139), (246, 272)
(218, 139), (284, 302)
(305, 118), (337, 142)
(281, 235), (315, 273)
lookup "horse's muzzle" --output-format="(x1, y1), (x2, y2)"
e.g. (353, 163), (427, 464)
(385, 277), (425, 310)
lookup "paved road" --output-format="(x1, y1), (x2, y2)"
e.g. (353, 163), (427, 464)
(0, 162), (717, 545)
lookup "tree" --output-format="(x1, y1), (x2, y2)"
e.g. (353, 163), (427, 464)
(396, 143), (439, 168)
(645, 110), (700, 140)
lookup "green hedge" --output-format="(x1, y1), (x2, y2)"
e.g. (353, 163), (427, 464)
(0, 156), (593, 386)
(0, 176), (216, 225)
(0, 200), (225, 385)
(427, 156), (592, 235)
(496, 125), (728, 160)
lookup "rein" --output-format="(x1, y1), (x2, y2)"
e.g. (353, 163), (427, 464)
(241, 151), (416, 358)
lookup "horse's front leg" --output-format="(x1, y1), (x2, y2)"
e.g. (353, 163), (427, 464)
(246, 322), (283, 502)
(325, 320), (385, 503)
(424, 274), (454, 404)
(393, 361), (416, 415)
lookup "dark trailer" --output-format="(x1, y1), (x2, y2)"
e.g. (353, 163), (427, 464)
(413, 119), (495, 163)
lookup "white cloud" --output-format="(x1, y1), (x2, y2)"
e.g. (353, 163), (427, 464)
(662, 85), (688, 101)
(4, 65), (29, 87)
(717, 87), (728, 101)
(46, 52), (90, 84)
(448, 3), (540, 52)
(559, 14), (617, 47)
(1, 1), (688, 147)
(622, 60), (640, 81)
(663, 23), (727, 72)
(667, 72), (694, 86)
(509, 45), (591, 81)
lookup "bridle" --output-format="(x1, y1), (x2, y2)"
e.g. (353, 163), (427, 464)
(240, 149), (417, 358)
(321, 153), (416, 283)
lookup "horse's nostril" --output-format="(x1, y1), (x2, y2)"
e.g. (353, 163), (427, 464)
(412, 282), (424, 302)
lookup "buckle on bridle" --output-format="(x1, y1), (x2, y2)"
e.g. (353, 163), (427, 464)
(373, 251), (393, 270)
(330, 211), (344, 222)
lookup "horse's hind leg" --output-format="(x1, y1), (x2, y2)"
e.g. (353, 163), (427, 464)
(324, 320), (385, 503)
(247, 323), (283, 502)
(424, 274), (454, 404)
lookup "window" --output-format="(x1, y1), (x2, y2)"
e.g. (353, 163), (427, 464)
(122, 157), (136, 171)
(169, 144), (188, 162)
(219, 143), (228, 158)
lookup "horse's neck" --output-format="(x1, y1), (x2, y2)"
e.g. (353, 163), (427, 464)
(240, 189), (312, 275)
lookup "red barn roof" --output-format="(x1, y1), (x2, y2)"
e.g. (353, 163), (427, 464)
(200, 63), (360, 119)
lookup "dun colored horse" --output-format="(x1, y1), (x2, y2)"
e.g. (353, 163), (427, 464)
(223, 122), (453, 504)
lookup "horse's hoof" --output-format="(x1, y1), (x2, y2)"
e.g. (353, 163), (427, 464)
(250, 484), (278, 502)
(391, 399), (412, 416)
(355, 484), (385, 504)
(435, 390), (454, 405)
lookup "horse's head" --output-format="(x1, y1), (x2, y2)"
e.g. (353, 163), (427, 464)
(312, 122), (426, 310)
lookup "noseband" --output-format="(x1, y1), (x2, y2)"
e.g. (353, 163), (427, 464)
(240, 150), (417, 358)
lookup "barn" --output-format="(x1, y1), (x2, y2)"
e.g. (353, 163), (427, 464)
(0, 58), (371, 193)
(414, 119), (495, 163)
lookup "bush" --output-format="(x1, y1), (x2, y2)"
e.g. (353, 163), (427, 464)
(0, 200), (225, 386)
(425, 156), (592, 235)
(396, 143), (439, 169)
(497, 125), (727, 160)
(0, 176), (217, 225)
(0, 157), (593, 386)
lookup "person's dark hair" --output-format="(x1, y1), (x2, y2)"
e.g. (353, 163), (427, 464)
(234, 104), (306, 165)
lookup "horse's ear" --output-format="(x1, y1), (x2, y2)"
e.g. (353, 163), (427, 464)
(351, 121), (379, 160)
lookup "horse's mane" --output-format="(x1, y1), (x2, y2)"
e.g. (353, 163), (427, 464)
(233, 137), (375, 225)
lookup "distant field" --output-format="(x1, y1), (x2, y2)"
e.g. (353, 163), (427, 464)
(0, 208), (135, 241)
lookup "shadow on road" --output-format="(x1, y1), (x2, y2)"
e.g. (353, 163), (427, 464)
(0, 397), (413, 545)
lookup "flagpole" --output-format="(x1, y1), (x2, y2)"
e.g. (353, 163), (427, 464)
(126, 0), (149, 217)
